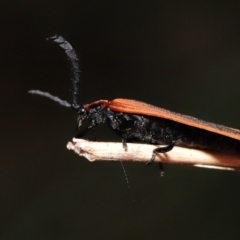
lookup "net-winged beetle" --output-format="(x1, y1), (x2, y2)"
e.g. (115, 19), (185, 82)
(30, 35), (240, 165)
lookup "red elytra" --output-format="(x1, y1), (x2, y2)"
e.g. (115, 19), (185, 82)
(84, 98), (240, 141)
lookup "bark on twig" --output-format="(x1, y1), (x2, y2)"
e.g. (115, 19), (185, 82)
(67, 138), (240, 172)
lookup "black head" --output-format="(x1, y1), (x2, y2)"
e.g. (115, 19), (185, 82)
(49, 36), (92, 131)
(49, 36), (110, 133)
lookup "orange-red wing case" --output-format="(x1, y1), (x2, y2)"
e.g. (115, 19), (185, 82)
(109, 98), (240, 141)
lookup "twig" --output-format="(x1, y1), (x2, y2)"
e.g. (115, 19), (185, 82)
(67, 138), (240, 172)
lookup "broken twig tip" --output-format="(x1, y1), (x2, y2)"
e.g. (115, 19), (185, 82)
(67, 141), (75, 150)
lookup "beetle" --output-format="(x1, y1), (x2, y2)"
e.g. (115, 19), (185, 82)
(30, 35), (240, 165)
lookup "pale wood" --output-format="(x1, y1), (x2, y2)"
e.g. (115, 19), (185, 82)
(67, 138), (240, 172)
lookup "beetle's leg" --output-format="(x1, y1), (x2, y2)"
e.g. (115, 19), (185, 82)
(122, 138), (128, 150)
(158, 163), (165, 177)
(146, 142), (175, 165)
(75, 125), (93, 138)
(92, 127), (97, 141)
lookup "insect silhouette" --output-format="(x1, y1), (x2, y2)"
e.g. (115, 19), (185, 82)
(30, 35), (240, 167)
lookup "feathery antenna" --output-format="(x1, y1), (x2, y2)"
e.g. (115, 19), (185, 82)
(29, 36), (81, 109)
(49, 35), (81, 112)
(28, 90), (71, 107)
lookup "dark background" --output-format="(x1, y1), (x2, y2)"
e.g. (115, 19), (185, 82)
(2, 1), (240, 239)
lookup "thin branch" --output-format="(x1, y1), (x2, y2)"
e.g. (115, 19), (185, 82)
(67, 138), (240, 172)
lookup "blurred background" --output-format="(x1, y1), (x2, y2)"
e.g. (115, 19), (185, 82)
(1, 1), (240, 239)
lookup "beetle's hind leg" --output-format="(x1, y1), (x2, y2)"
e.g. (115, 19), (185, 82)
(146, 142), (175, 165)
(158, 163), (165, 177)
